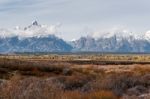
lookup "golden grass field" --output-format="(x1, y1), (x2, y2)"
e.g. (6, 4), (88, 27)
(0, 54), (150, 99)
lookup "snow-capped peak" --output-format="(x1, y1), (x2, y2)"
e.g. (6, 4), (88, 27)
(92, 29), (145, 41)
(0, 21), (60, 38)
(24, 20), (41, 30)
(32, 20), (39, 26)
(93, 30), (132, 39)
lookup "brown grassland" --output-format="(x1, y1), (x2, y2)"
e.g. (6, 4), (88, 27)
(0, 54), (150, 99)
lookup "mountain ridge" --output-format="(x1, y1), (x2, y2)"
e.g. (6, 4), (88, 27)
(1, 21), (150, 53)
(71, 34), (150, 52)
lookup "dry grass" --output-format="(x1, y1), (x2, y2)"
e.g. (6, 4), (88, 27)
(132, 65), (150, 75)
(62, 90), (119, 99)
(0, 54), (150, 99)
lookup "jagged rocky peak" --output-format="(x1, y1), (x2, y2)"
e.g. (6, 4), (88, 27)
(32, 20), (39, 26)
(24, 20), (40, 30)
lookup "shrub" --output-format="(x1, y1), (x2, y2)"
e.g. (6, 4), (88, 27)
(0, 76), (63, 99)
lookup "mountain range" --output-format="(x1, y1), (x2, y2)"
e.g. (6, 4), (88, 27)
(0, 21), (72, 53)
(1, 21), (150, 53)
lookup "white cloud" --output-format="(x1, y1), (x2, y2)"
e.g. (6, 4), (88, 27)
(0, 21), (61, 38)
(0, 0), (150, 41)
(144, 30), (150, 40)
(91, 26), (132, 38)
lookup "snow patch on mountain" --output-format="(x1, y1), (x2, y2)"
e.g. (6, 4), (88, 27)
(92, 27), (147, 41)
(92, 27), (131, 38)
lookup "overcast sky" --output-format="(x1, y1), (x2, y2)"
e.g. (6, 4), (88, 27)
(0, 0), (150, 40)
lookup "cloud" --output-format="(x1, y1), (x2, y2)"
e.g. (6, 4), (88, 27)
(0, 0), (70, 13)
(91, 26), (133, 38)
(0, 21), (61, 38)
(0, 0), (150, 41)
